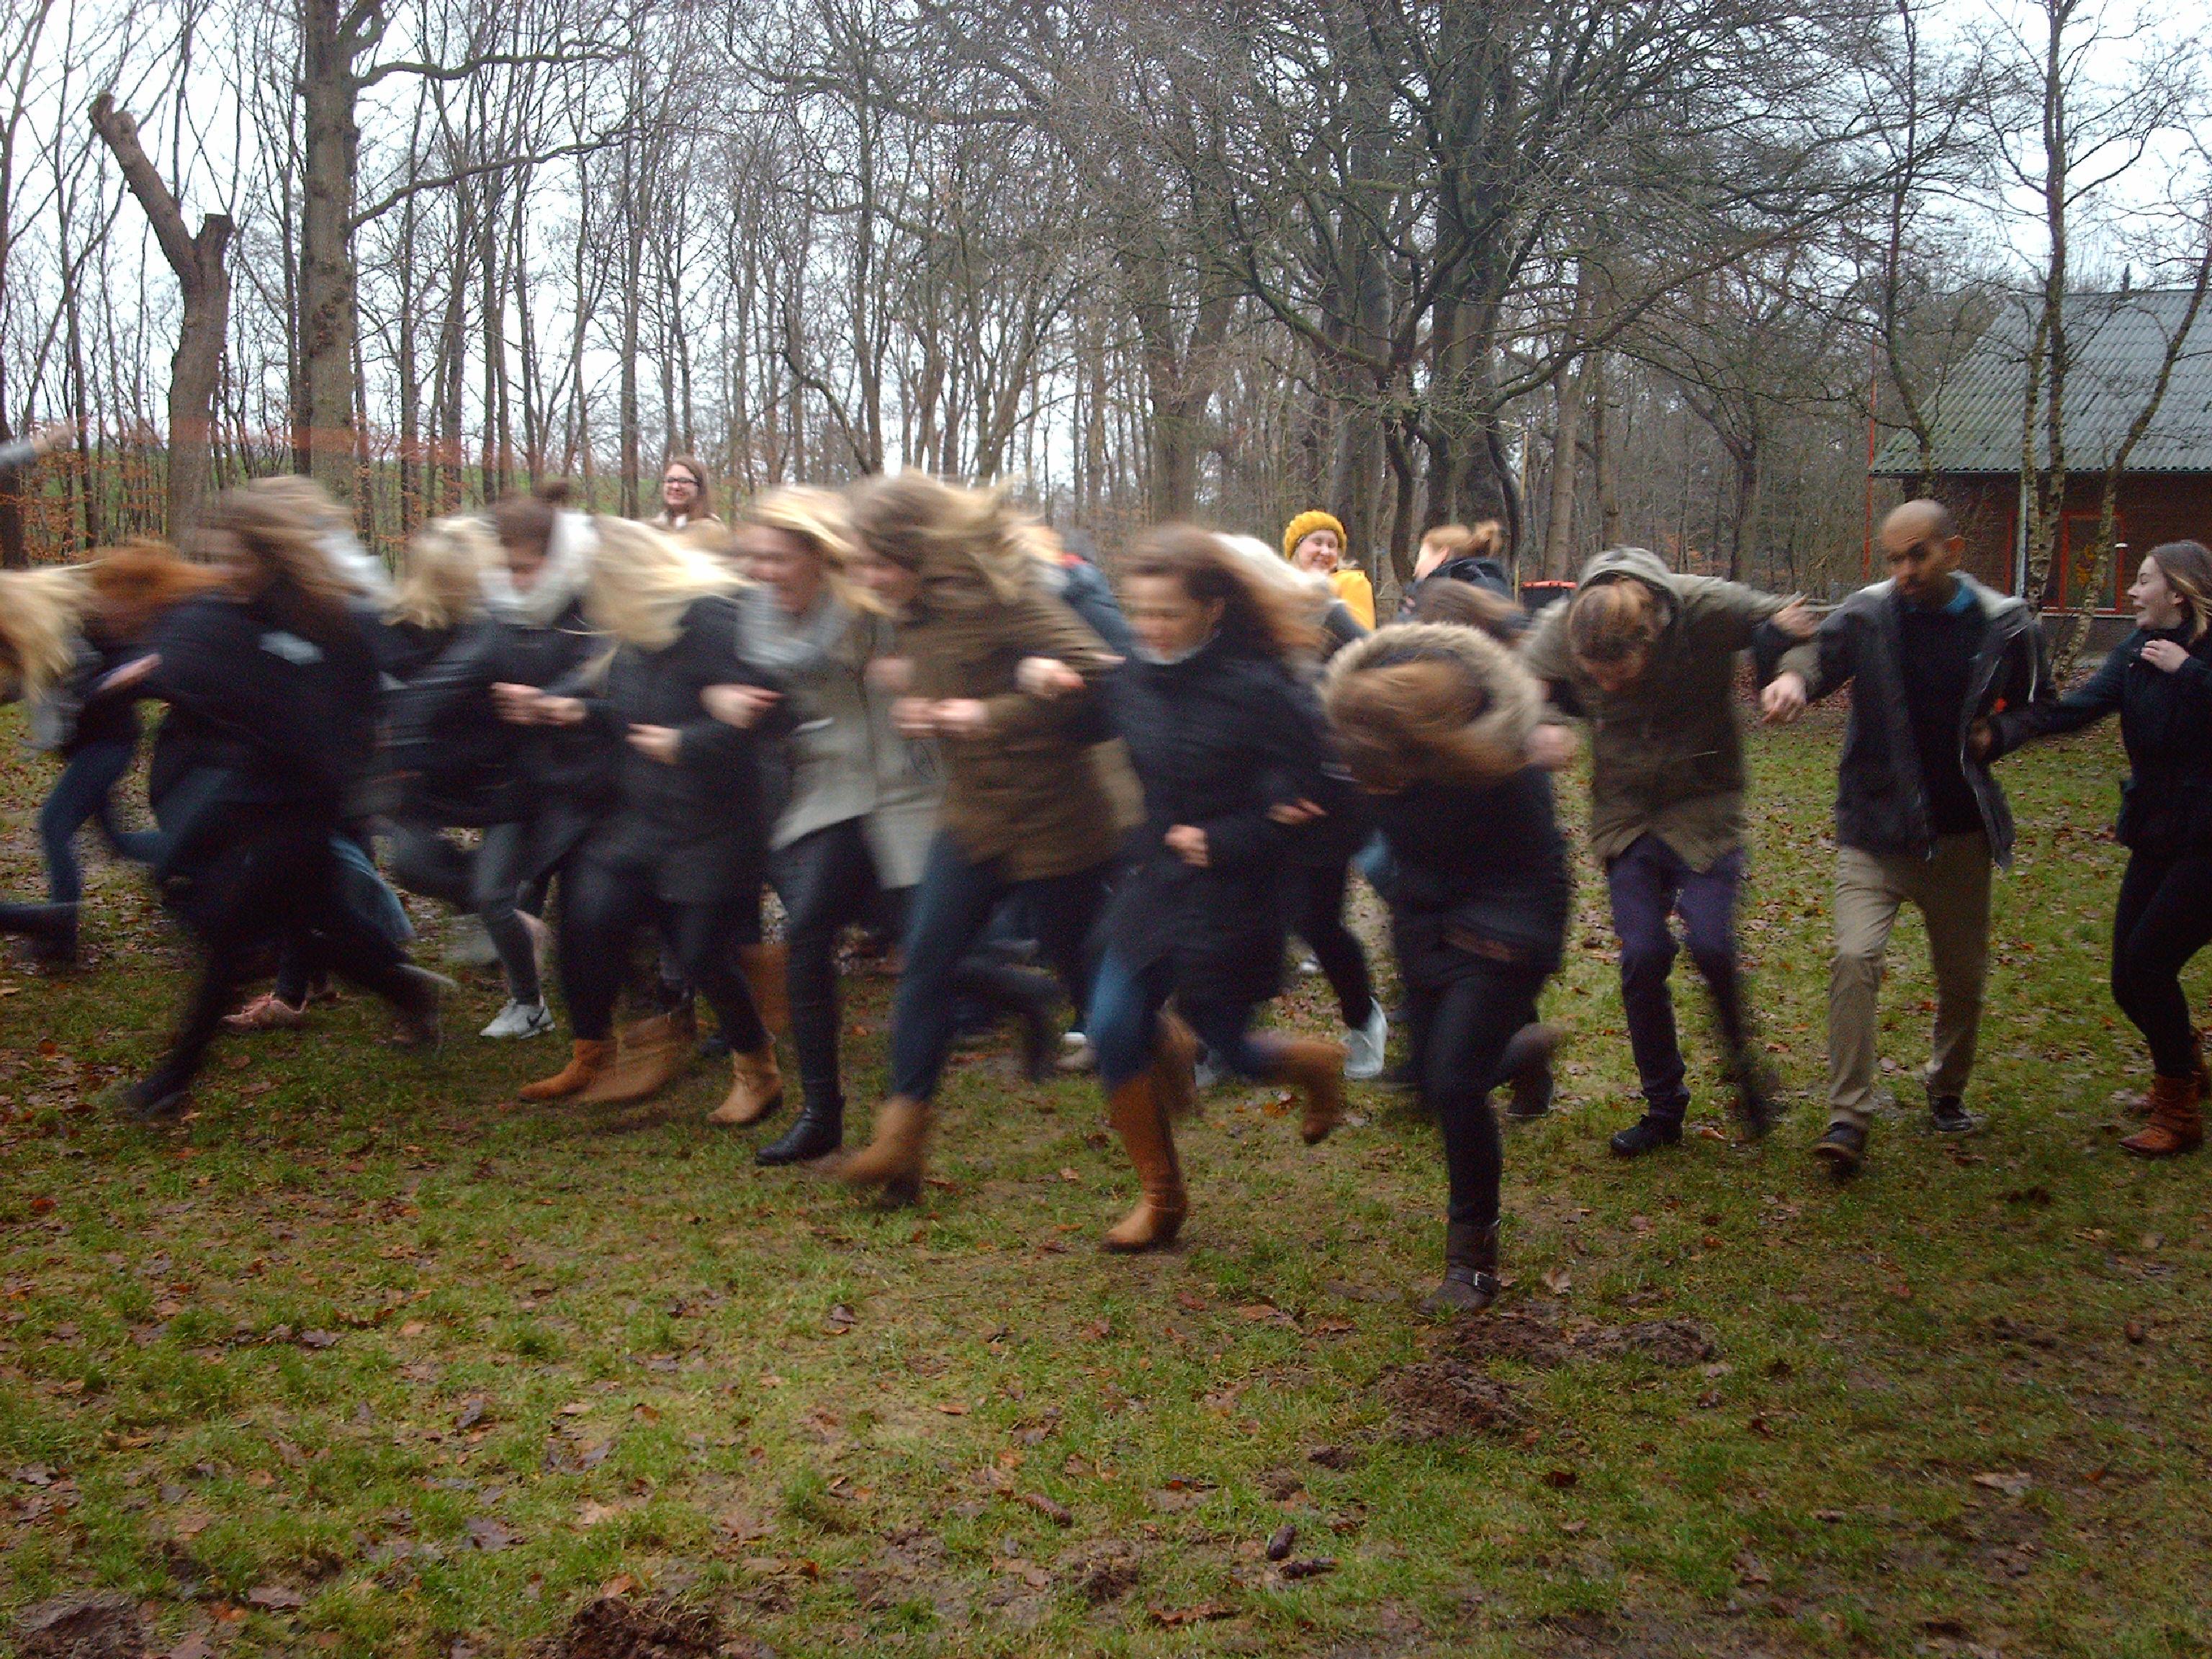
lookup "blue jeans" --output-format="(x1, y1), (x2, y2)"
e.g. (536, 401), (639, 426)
(1605, 834), (1749, 1120)
(1087, 948), (1267, 1092)
(888, 832), (1105, 1100)
(40, 739), (161, 903)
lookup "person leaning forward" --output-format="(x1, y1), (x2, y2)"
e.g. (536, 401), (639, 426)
(1762, 500), (2049, 1176)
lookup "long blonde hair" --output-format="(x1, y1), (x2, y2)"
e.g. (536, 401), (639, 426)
(747, 486), (880, 615)
(390, 517), (495, 631)
(0, 567), (91, 701)
(845, 472), (1038, 604)
(585, 517), (743, 649)
(193, 480), (358, 647)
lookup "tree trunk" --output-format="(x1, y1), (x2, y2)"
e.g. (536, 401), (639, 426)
(1539, 359), (1583, 580)
(91, 94), (233, 536)
(1588, 349), (1620, 549)
(300, 0), (363, 500)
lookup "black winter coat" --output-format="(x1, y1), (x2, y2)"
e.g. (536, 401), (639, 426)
(483, 594), (614, 878)
(380, 618), (525, 827)
(1100, 642), (1328, 1006)
(577, 595), (783, 903)
(1990, 626), (2212, 858)
(1366, 773), (1570, 988)
(144, 595), (380, 896)
(1777, 575), (2046, 866)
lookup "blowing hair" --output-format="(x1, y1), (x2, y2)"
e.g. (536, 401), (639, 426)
(585, 517), (742, 649)
(492, 479), (573, 560)
(194, 480), (357, 648)
(1566, 577), (1663, 666)
(845, 472), (1035, 603)
(1410, 576), (1525, 644)
(1120, 525), (1318, 660)
(0, 566), (91, 701)
(1419, 520), (1503, 567)
(1323, 624), (1537, 793)
(660, 455), (714, 519)
(86, 539), (226, 642)
(747, 486), (878, 614)
(2147, 540), (2212, 641)
(390, 517), (497, 631)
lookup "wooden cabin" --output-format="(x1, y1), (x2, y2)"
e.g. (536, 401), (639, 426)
(1871, 289), (2212, 649)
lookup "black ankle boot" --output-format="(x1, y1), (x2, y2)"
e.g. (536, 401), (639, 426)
(1729, 1050), (1780, 1139)
(1610, 1112), (1683, 1157)
(965, 963), (1060, 1082)
(1422, 1220), (1499, 1313)
(756, 1095), (844, 1166)
(1, 900), (78, 965)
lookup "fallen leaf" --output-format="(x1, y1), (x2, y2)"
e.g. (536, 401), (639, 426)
(2124, 1320), (2147, 1344)
(1174, 1290), (1208, 1313)
(1539, 1267), (1572, 1295)
(1542, 1468), (1579, 1489)
(826, 1303), (857, 1333)
(298, 1329), (340, 1349)
(246, 1585), (305, 1609)
(598, 1573), (636, 1599)
(557, 1401), (590, 1416)
(1148, 1601), (1236, 1627)
(631, 1403), (660, 1424)
(454, 1397), (487, 1431)
(165, 1635), (215, 1659)
(399, 1320), (428, 1337)
(1022, 1491), (1073, 1526)
(1972, 1470), (2031, 1497)
(464, 1517), (516, 1552)
(935, 1401), (970, 1416)
(1277, 1557), (1337, 1580)
(1266, 1522), (1298, 1561)
(577, 1501), (623, 1526)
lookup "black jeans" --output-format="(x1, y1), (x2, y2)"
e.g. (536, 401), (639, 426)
(1411, 961), (1549, 1233)
(1283, 854), (1374, 1028)
(560, 857), (766, 1053)
(1606, 835), (1749, 1119)
(889, 832), (1105, 1100)
(773, 821), (909, 1108)
(386, 820), (539, 1003)
(153, 811), (416, 1092)
(2110, 848), (2212, 1078)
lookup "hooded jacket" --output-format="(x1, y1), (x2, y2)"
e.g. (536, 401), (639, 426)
(899, 546), (1122, 882)
(1986, 624), (2211, 857)
(1100, 638), (1328, 1005)
(1522, 547), (1802, 869)
(1324, 624), (1570, 983)
(1775, 574), (2046, 865)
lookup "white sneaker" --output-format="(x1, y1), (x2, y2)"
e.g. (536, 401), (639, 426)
(1343, 1004), (1389, 1080)
(1193, 1048), (1223, 1091)
(480, 999), (554, 1039)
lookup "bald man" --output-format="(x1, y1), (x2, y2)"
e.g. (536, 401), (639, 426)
(1762, 500), (2049, 1174)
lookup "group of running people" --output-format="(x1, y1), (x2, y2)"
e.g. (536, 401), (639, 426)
(1, 459), (2207, 1313)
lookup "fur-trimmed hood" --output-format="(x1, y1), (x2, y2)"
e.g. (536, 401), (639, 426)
(480, 510), (596, 628)
(1323, 621), (1539, 788)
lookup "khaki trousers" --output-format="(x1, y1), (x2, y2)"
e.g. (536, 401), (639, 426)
(1827, 832), (1992, 1129)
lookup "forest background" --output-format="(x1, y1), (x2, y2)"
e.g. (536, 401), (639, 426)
(3, 0), (2211, 604)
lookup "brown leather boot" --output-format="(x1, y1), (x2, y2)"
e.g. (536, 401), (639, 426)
(739, 942), (789, 1038)
(1151, 1010), (1200, 1119)
(707, 1046), (783, 1126)
(1256, 1035), (1348, 1144)
(577, 1007), (697, 1105)
(1102, 1071), (1187, 1251)
(518, 1038), (613, 1102)
(835, 1095), (932, 1190)
(2120, 1073), (2203, 1157)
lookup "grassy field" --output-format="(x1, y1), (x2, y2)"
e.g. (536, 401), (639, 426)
(2, 705), (2208, 1659)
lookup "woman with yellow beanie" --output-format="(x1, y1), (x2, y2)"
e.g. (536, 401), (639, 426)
(1283, 511), (1377, 630)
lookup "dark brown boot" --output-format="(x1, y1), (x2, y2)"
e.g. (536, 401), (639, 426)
(1421, 1220), (1500, 1313)
(738, 942), (789, 1038)
(2120, 1074), (2203, 1158)
(577, 1007), (698, 1105)
(1102, 1072), (1187, 1251)
(1255, 1035), (1347, 1144)
(835, 1095), (933, 1190)
(518, 1038), (614, 1102)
